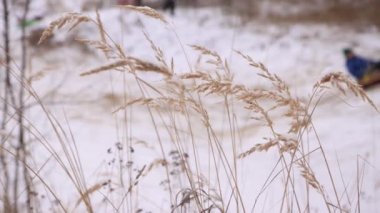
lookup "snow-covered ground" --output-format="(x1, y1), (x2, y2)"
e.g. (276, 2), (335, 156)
(5, 5), (380, 212)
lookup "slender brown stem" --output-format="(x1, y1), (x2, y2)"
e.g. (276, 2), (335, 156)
(14, 0), (33, 212)
(1, 0), (13, 211)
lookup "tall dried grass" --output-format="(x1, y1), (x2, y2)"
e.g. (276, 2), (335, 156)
(1, 5), (376, 213)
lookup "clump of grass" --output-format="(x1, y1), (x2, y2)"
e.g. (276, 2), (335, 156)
(23, 5), (378, 212)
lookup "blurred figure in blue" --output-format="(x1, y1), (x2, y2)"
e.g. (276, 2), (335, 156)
(343, 48), (380, 85)
(163, 0), (176, 15)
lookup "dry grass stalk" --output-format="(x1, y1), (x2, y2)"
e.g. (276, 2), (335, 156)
(185, 99), (210, 127)
(173, 188), (223, 212)
(156, 97), (186, 113)
(315, 72), (378, 111)
(27, 70), (48, 83)
(38, 13), (91, 44)
(195, 80), (233, 95)
(179, 64), (308, 134)
(95, 10), (106, 46)
(80, 57), (172, 77)
(298, 163), (322, 192)
(75, 181), (107, 208)
(117, 57), (172, 76)
(190, 45), (223, 68)
(179, 71), (209, 80)
(125, 165), (147, 194)
(238, 134), (298, 159)
(112, 98), (153, 113)
(235, 51), (309, 132)
(246, 100), (274, 127)
(121, 5), (168, 24)
(278, 136), (298, 154)
(113, 96), (186, 114)
(94, 10), (125, 60)
(143, 31), (169, 69)
(238, 140), (279, 159)
(235, 50), (286, 91)
(165, 79), (186, 97)
(142, 159), (168, 177)
(80, 59), (128, 76)
(76, 39), (113, 56)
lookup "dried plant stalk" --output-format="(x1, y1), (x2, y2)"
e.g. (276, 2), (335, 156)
(38, 13), (91, 44)
(238, 140), (279, 159)
(80, 57), (172, 77)
(315, 72), (378, 111)
(121, 5), (168, 24)
(142, 159), (168, 177)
